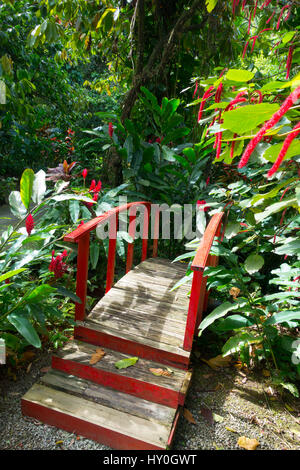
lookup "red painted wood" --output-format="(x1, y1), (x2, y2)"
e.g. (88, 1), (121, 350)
(74, 325), (190, 370)
(183, 270), (203, 351)
(167, 409), (181, 447)
(21, 399), (164, 450)
(126, 207), (137, 273)
(105, 213), (118, 294)
(52, 355), (182, 409)
(64, 202), (151, 243)
(191, 212), (224, 271)
(75, 232), (90, 322)
(152, 205), (160, 257)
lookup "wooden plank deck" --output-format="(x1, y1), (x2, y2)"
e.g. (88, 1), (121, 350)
(75, 258), (192, 368)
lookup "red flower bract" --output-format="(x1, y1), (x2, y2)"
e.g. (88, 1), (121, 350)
(267, 122), (300, 178)
(197, 200), (209, 212)
(238, 85), (300, 169)
(49, 250), (69, 279)
(82, 168), (88, 179)
(25, 214), (34, 236)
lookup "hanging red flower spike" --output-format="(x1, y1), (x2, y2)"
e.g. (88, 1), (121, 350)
(267, 122), (300, 178)
(25, 214), (34, 236)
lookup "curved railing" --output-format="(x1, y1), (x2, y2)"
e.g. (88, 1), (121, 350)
(64, 201), (157, 322)
(64, 202), (224, 352)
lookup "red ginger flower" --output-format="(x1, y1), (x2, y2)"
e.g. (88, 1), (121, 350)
(82, 168), (88, 180)
(49, 250), (69, 279)
(238, 85), (300, 169)
(267, 122), (300, 178)
(89, 180), (96, 192)
(25, 214), (34, 236)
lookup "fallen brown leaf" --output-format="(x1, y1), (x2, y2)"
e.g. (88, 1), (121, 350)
(149, 368), (173, 377)
(26, 363), (32, 374)
(183, 408), (196, 424)
(229, 287), (240, 299)
(202, 354), (232, 370)
(237, 436), (259, 450)
(89, 348), (106, 365)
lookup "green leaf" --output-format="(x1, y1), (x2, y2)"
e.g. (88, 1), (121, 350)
(280, 382), (299, 398)
(244, 254), (264, 274)
(199, 301), (244, 336)
(222, 332), (263, 357)
(8, 191), (27, 218)
(90, 242), (100, 269)
(263, 140), (300, 163)
(114, 357), (139, 369)
(205, 0), (218, 13)
(265, 310), (300, 326)
(51, 194), (97, 204)
(225, 69), (255, 82)
(69, 199), (80, 223)
(216, 315), (255, 331)
(32, 170), (46, 204)
(7, 313), (41, 348)
(255, 198), (297, 223)
(0, 268), (27, 283)
(223, 104), (280, 135)
(55, 286), (82, 303)
(224, 221), (241, 239)
(25, 284), (57, 303)
(20, 169), (35, 209)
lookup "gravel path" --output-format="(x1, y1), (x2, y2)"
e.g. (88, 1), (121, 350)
(1, 345), (299, 451)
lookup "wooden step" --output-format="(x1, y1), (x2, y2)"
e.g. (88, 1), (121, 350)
(52, 340), (192, 408)
(22, 370), (180, 450)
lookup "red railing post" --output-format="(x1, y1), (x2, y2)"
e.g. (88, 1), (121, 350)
(105, 213), (118, 294)
(126, 206), (137, 273)
(75, 232), (90, 322)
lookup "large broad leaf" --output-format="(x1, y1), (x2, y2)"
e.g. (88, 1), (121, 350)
(244, 254), (264, 274)
(255, 197), (297, 223)
(265, 310), (300, 326)
(32, 170), (46, 204)
(223, 103), (280, 135)
(8, 191), (27, 218)
(263, 140), (300, 163)
(222, 332), (263, 357)
(20, 169), (35, 209)
(7, 313), (41, 348)
(225, 69), (255, 82)
(216, 314), (255, 331)
(275, 240), (300, 256)
(199, 300), (245, 336)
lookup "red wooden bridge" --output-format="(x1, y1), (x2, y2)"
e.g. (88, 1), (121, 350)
(22, 202), (224, 450)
